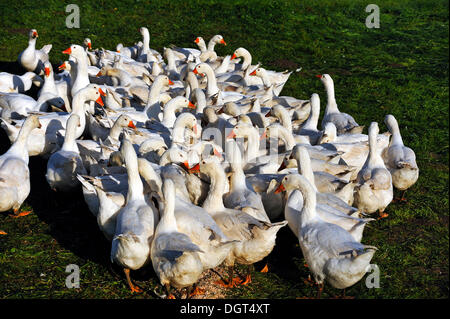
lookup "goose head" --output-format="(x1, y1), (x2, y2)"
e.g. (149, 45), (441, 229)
(139, 27), (149, 38)
(194, 36), (206, 48)
(29, 29), (38, 39)
(249, 66), (266, 78)
(231, 47), (250, 61)
(203, 106), (218, 124)
(24, 114), (42, 130)
(199, 155), (222, 176)
(218, 102), (240, 117)
(316, 73), (334, 88)
(43, 61), (52, 78)
(384, 114), (400, 134)
(83, 38), (92, 50)
(138, 138), (168, 158)
(227, 122), (259, 140)
(159, 147), (189, 167)
(62, 44), (86, 60)
(193, 63), (212, 77)
(210, 34), (226, 46)
(116, 114), (136, 130)
(58, 60), (72, 72)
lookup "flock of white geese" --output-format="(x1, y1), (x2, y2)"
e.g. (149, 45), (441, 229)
(0, 27), (419, 298)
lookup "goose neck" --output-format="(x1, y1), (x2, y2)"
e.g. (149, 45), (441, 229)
(125, 149), (145, 202)
(203, 165), (226, 213)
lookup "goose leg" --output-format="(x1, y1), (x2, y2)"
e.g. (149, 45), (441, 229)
(215, 266), (242, 288)
(165, 283), (175, 299)
(10, 207), (31, 218)
(378, 209), (389, 219)
(124, 268), (143, 293)
(393, 190), (408, 203)
(399, 190), (408, 202)
(316, 283), (324, 299)
(260, 263), (269, 273)
(188, 283), (205, 298)
(239, 264), (253, 286)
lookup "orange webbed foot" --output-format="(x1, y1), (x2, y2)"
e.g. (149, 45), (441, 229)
(130, 285), (143, 293)
(240, 274), (252, 286)
(10, 210), (32, 218)
(377, 211), (389, 219)
(189, 287), (205, 297)
(167, 294), (176, 299)
(260, 264), (269, 273)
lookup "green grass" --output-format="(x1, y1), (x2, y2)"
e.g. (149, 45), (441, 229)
(0, 0), (448, 299)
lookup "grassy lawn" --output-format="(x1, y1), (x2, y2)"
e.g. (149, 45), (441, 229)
(0, 0), (448, 298)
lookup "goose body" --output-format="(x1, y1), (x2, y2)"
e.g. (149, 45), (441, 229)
(382, 114), (419, 191)
(0, 115), (41, 212)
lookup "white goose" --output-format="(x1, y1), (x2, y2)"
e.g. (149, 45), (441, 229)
(283, 147), (371, 242)
(0, 71), (42, 93)
(382, 114), (419, 199)
(110, 138), (159, 293)
(46, 114), (87, 191)
(151, 178), (204, 298)
(18, 29), (52, 75)
(200, 156), (287, 287)
(354, 122), (393, 217)
(0, 115), (41, 214)
(318, 74), (364, 135)
(277, 174), (377, 297)
(1, 85), (105, 157)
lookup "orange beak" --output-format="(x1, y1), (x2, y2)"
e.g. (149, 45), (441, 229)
(117, 50), (120, 53)
(250, 70), (257, 76)
(193, 68), (198, 75)
(227, 129), (236, 139)
(213, 148), (223, 159)
(195, 37), (200, 43)
(95, 96), (104, 107)
(316, 74), (323, 78)
(260, 130), (267, 140)
(44, 67), (50, 77)
(33, 31), (38, 37)
(188, 101), (196, 109)
(127, 121), (136, 129)
(274, 183), (285, 194)
(58, 62), (66, 70)
(87, 42), (92, 50)
(98, 88), (106, 96)
(168, 79), (174, 85)
(231, 53), (237, 60)
(62, 47), (72, 55)
(188, 163), (200, 174)
(220, 38), (226, 45)
(96, 71), (102, 77)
